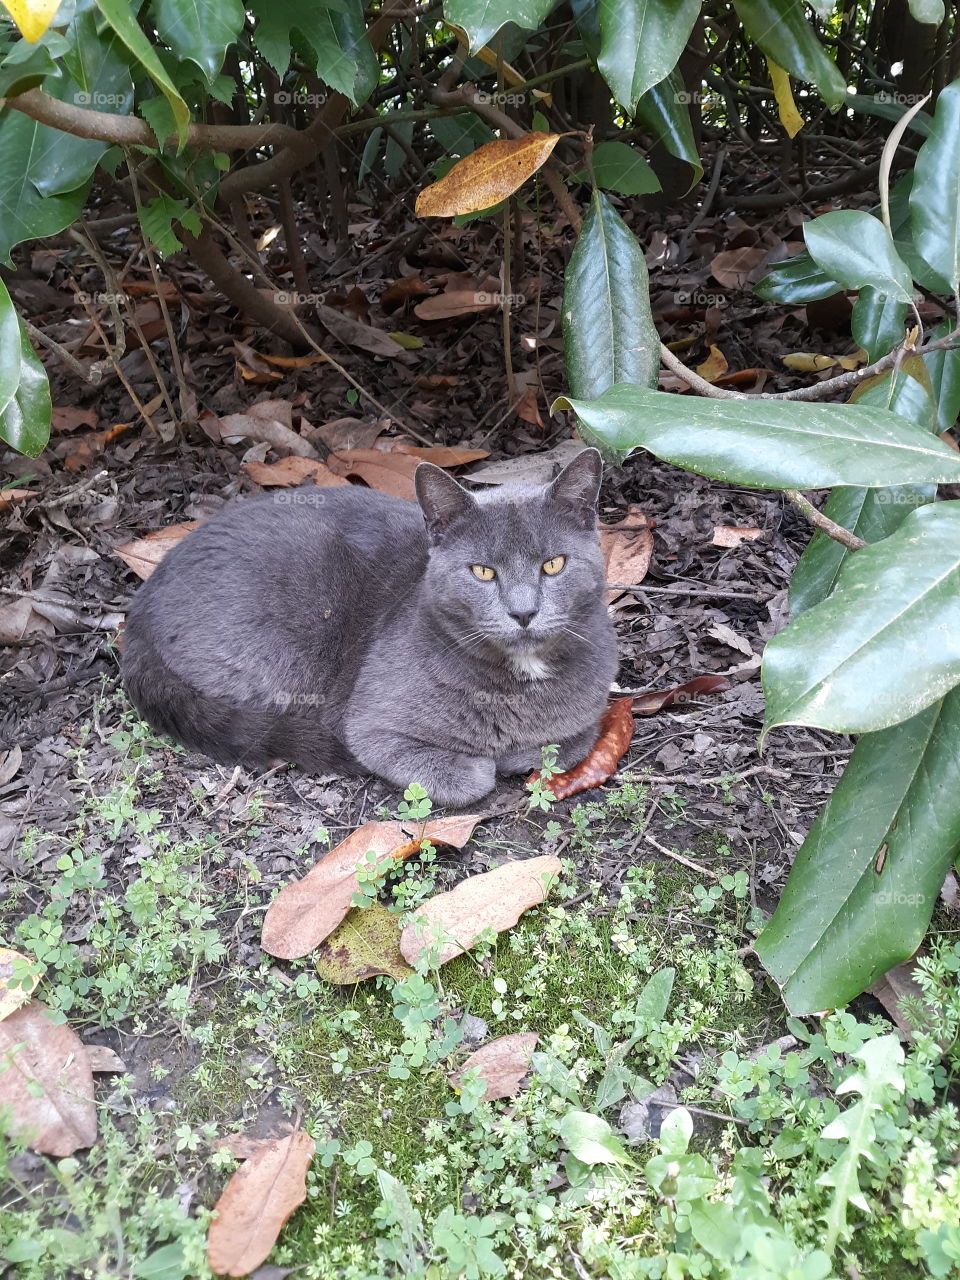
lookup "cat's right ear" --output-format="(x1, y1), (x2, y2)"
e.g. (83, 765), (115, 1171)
(415, 463), (476, 543)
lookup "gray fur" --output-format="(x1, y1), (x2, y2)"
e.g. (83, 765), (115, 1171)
(121, 449), (618, 806)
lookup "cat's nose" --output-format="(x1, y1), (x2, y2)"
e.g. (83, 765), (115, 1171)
(509, 609), (538, 629)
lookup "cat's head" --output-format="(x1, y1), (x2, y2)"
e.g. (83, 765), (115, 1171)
(414, 448), (607, 655)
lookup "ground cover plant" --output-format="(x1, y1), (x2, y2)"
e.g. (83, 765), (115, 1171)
(2, 0), (960, 1276)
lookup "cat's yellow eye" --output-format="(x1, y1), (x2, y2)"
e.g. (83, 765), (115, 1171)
(542, 556), (566, 576)
(471, 564), (496, 581)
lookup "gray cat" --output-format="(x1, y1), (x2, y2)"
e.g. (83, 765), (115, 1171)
(121, 448), (618, 806)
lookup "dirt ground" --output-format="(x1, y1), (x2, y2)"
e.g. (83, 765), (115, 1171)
(0, 193), (858, 1108)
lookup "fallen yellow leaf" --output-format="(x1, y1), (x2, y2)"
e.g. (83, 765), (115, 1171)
(416, 133), (561, 217)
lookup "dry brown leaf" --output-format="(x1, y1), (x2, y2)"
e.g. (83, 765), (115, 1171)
(308, 417), (383, 451)
(709, 246), (770, 289)
(391, 443), (490, 468)
(450, 1032), (539, 1101)
(0, 745), (22, 786)
(411, 814), (481, 848)
(315, 303), (406, 358)
(261, 821), (406, 959)
(0, 947), (38, 1020)
(416, 133), (561, 217)
(51, 406), (97, 432)
(869, 960), (928, 1040)
(380, 276), (431, 312)
(601, 507), (654, 603)
(326, 448), (420, 500)
(695, 345), (729, 382)
(207, 1129), (315, 1277)
(712, 525), (765, 548)
(529, 698), (636, 801)
(0, 487), (35, 513)
(243, 457), (350, 488)
(115, 522), (199, 581)
(256, 352), (328, 370)
(515, 385), (544, 428)
(0, 1000), (97, 1155)
(400, 855), (562, 966)
(64, 421), (134, 472)
(217, 409), (318, 459)
(633, 675), (732, 715)
(414, 290), (500, 321)
(84, 1044), (128, 1073)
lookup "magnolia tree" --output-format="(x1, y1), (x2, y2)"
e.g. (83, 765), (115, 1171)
(2, 0), (959, 1011)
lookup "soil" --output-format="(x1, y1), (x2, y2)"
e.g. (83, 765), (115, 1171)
(0, 183), (857, 1102)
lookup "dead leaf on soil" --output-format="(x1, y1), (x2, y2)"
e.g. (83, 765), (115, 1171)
(869, 960), (928, 1041)
(115, 522), (199, 580)
(261, 821), (406, 959)
(84, 1044), (128, 1073)
(389, 443), (489, 468)
(600, 507), (655, 603)
(416, 133), (561, 217)
(633, 675), (732, 715)
(51, 406), (98, 432)
(0, 745), (22, 786)
(406, 814), (481, 849)
(694, 345), (729, 382)
(449, 1032), (538, 1101)
(0, 947), (38, 1020)
(712, 525), (764, 548)
(0, 1000), (97, 1155)
(314, 901), (414, 984)
(326, 448), (421, 500)
(380, 276), (432, 313)
(529, 698), (637, 801)
(0, 487), (35, 514)
(315, 302), (407, 359)
(64, 422), (134, 471)
(709, 246), (770, 289)
(242, 456), (349, 488)
(400, 855), (562, 966)
(414, 289), (501, 321)
(206, 1129), (315, 1278)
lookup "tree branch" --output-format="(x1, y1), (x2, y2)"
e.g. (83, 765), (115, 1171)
(783, 490), (866, 551)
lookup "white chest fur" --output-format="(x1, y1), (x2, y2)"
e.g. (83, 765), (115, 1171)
(508, 651), (552, 680)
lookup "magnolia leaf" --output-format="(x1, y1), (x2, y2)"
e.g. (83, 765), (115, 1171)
(416, 133), (560, 217)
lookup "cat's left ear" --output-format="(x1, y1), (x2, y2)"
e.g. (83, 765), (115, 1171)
(547, 448), (602, 529)
(415, 463), (476, 543)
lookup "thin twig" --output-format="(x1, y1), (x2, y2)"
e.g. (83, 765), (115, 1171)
(783, 490), (866, 551)
(21, 317), (103, 384)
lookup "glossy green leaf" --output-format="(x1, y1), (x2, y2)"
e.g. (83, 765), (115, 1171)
(94, 0), (190, 143)
(635, 71), (703, 190)
(562, 192), (659, 401)
(908, 0), (945, 22)
(756, 687), (960, 1013)
(732, 0), (846, 108)
(596, 0), (700, 113)
(0, 42), (59, 97)
(924, 319), (960, 434)
(0, 318), (51, 456)
(555, 384), (960, 486)
(803, 210), (914, 304)
(754, 251), (841, 303)
(846, 93), (931, 136)
(851, 286), (907, 362)
(150, 0), (245, 83)
(910, 79), (960, 291)
(764, 502), (960, 736)
(442, 0), (556, 51)
(30, 13), (134, 197)
(0, 278), (22, 419)
(251, 0), (377, 106)
(574, 140), (661, 196)
(0, 109), (89, 267)
(788, 366), (936, 615)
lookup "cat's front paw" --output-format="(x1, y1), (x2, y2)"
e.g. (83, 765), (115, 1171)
(424, 754), (496, 807)
(496, 747), (542, 775)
